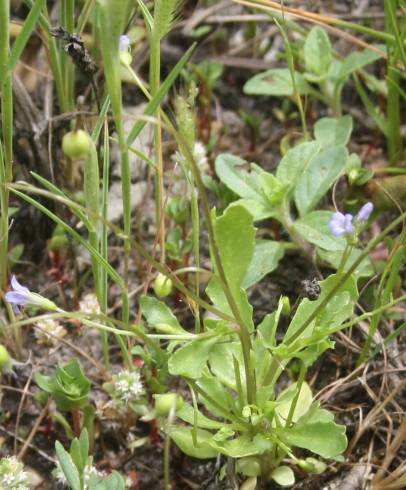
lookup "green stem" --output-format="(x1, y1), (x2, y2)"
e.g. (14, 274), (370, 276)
(0, 0), (12, 292)
(285, 361), (305, 428)
(357, 243), (405, 365)
(264, 212), (406, 387)
(385, 0), (403, 164)
(150, 35), (166, 263)
(274, 17), (308, 139)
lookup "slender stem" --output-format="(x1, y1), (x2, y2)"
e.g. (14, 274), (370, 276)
(0, 0), (12, 292)
(285, 211), (406, 346)
(274, 17), (308, 139)
(164, 403), (176, 490)
(285, 361), (306, 428)
(72, 409), (81, 438)
(100, 123), (110, 369)
(357, 242), (405, 365)
(150, 35), (166, 263)
(385, 0), (403, 164)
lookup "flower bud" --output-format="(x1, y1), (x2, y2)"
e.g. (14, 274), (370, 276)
(281, 296), (291, 316)
(153, 273), (173, 298)
(62, 130), (91, 159)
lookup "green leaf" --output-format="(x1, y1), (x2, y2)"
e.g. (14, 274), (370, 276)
(140, 295), (186, 334)
(284, 273), (358, 343)
(243, 240), (284, 288)
(214, 205), (255, 300)
(210, 434), (272, 458)
(70, 438), (85, 473)
(278, 421), (347, 458)
(318, 248), (373, 277)
(275, 382), (313, 424)
(314, 116), (353, 149)
(339, 47), (382, 80)
(276, 141), (321, 191)
(209, 342), (245, 391)
(294, 146), (348, 216)
(196, 374), (234, 417)
(36, 359), (91, 411)
(244, 68), (311, 96)
(90, 472), (126, 490)
(78, 429), (89, 470)
(6, 0), (45, 82)
(35, 372), (56, 393)
(176, 403), (224, 429)
(168, 337), (219, 379)
(215, 154), (263, 201)
(55, 441), (81, 490)
(293, 211), (347, 251)
(170, 427), (218, 459)
(271, 466), (295, 487)
(127, 43), (196, 145)
(304, 26), (332, 77)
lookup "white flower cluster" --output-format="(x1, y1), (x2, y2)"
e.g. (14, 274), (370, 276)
(112, 370), (144, 405)
(35, 319), (66, 346)
(79, 293), (101, 316)
(172, 141), (209, 194)
(54, 463), (106, 489)
(0, 456), (29, 490)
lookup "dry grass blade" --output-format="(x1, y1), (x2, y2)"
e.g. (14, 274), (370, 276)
(233, 0), (388, 58)
(372, 417), (406, 489)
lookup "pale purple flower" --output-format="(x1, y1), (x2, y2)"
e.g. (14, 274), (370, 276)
(5, 275), (58, 313)
(357, 202), (373, 222)
(329, 212), (354, 236)
(119, 35), (130, 52)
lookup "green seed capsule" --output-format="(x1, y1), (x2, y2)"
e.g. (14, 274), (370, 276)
(298, 459), (316, 473)
(62, 130), (91, 159)
(154, 393), (183, 416)
(153, 273), (173, 298)
(0, 345), (11, 371)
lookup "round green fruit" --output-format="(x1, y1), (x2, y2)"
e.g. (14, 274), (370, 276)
(298, 459), (316, 473)
(62, 130), (91, 159)
(154, 393), (183, 416)
(153, 273), (173, 298)
(0, 344), (11, 371)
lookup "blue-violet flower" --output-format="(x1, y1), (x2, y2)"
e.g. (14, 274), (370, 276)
(356, 202), (374, 222)
(5, 276), (58, 313)
(329, 212), (354, 237)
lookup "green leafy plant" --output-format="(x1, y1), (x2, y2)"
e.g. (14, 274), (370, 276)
(214, 115), (374, 283)
(54, 429), (126, 490)
(35, 358), (92, 437)
(244, 25), (382, 117)
(140, 204), (358, 486)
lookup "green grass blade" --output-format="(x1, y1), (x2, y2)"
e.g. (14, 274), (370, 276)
(9, 187), (125, 290)
(134, 0), (153, 31)
(6, 0), (45, 83)
(126, 43), (196, 145)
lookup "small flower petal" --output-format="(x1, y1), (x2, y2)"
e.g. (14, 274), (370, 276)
(10, 275), (30, 294)
(329, 212), (354, 236)
(5, 291), (30, 305)
(357, 202), (373, 222)
(119, 34), (130, 51)
(329, 212), (346, 236)
(344, 213), (354, 233)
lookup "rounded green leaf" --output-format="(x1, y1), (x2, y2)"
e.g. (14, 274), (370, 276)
(170, 427), (218, 459)
(304, 26), (332, 76)
(244, 68), (311, 96)
(271, 466), (295, 487)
